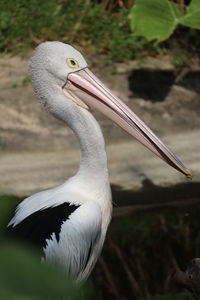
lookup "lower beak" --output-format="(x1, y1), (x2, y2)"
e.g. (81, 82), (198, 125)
(63, 67), (192, 179)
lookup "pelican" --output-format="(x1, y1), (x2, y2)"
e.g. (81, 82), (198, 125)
(7, 41), (192, 281)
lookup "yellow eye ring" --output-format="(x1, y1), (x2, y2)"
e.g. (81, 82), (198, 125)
(66, 58), (79, 69)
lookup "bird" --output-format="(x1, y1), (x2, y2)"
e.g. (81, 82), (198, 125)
(6, 41), (192, 282)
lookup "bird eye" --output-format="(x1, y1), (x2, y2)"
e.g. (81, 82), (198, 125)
(66, 58), (79, 69)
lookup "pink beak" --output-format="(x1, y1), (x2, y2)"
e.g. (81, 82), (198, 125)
(63, 67), (192, 179)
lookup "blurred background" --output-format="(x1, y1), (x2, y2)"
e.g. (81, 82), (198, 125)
(0, 0), (200, 299)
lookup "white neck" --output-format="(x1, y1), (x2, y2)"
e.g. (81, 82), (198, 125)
(69, 108), (111, 212)
(71, 108), (109, 183)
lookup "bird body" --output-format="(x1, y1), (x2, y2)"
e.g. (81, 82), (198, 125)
(7, 41), (192, 281)
(8, 104), (112, 281)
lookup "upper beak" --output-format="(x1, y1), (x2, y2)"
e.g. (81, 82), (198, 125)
(63, 67), (192, 179)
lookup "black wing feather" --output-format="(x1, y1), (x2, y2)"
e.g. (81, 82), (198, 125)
(7, 202), (79, 251)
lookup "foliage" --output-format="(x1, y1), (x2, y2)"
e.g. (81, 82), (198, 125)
(92, 204), (200, 299)
(130, 0), (200, 41)
(0, 0), (143, 61)
(0, 194), (20, 239)
(0, 0), (199, 62)
(0, 244), (86, 300)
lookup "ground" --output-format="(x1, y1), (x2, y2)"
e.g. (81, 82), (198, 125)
(0, 53), (200, 196)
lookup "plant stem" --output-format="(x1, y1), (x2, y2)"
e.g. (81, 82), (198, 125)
(178, 0), (185, 15)
(111, 242), (141, 297)
(99, 257), (122, 300)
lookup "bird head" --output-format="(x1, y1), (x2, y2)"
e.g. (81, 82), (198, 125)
(29, 41), (192, 179)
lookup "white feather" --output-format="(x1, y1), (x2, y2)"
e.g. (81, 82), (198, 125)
(43, 201), (102, 280)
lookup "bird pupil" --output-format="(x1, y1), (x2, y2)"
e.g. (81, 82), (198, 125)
(70, 60), (76, 66)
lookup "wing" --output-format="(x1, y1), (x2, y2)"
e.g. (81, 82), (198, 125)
(6, 202), (80, 252)
(7, 200), (102, 280)
(43, 201), (102, 280)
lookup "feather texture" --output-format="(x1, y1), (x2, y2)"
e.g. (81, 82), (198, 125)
(7, 202), (79, 250)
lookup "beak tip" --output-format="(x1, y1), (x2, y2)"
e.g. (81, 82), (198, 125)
(186, 171), (193, 180)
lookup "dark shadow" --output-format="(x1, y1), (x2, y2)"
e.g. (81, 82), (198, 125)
(179, 71), (200, 94)
(128, 69), (200, 102)
(111, 179), (200, 207)
(128, 69), (175, 102)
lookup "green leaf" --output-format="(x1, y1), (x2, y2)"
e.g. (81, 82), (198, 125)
(130, 0), (181, 41)
(179, 0), (200, 29)
(0, 243), (88, 300)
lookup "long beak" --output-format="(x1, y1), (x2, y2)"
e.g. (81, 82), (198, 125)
(63, 67), (192, 179)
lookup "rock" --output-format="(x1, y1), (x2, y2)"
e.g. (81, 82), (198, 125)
(173, 258), (200, 300)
